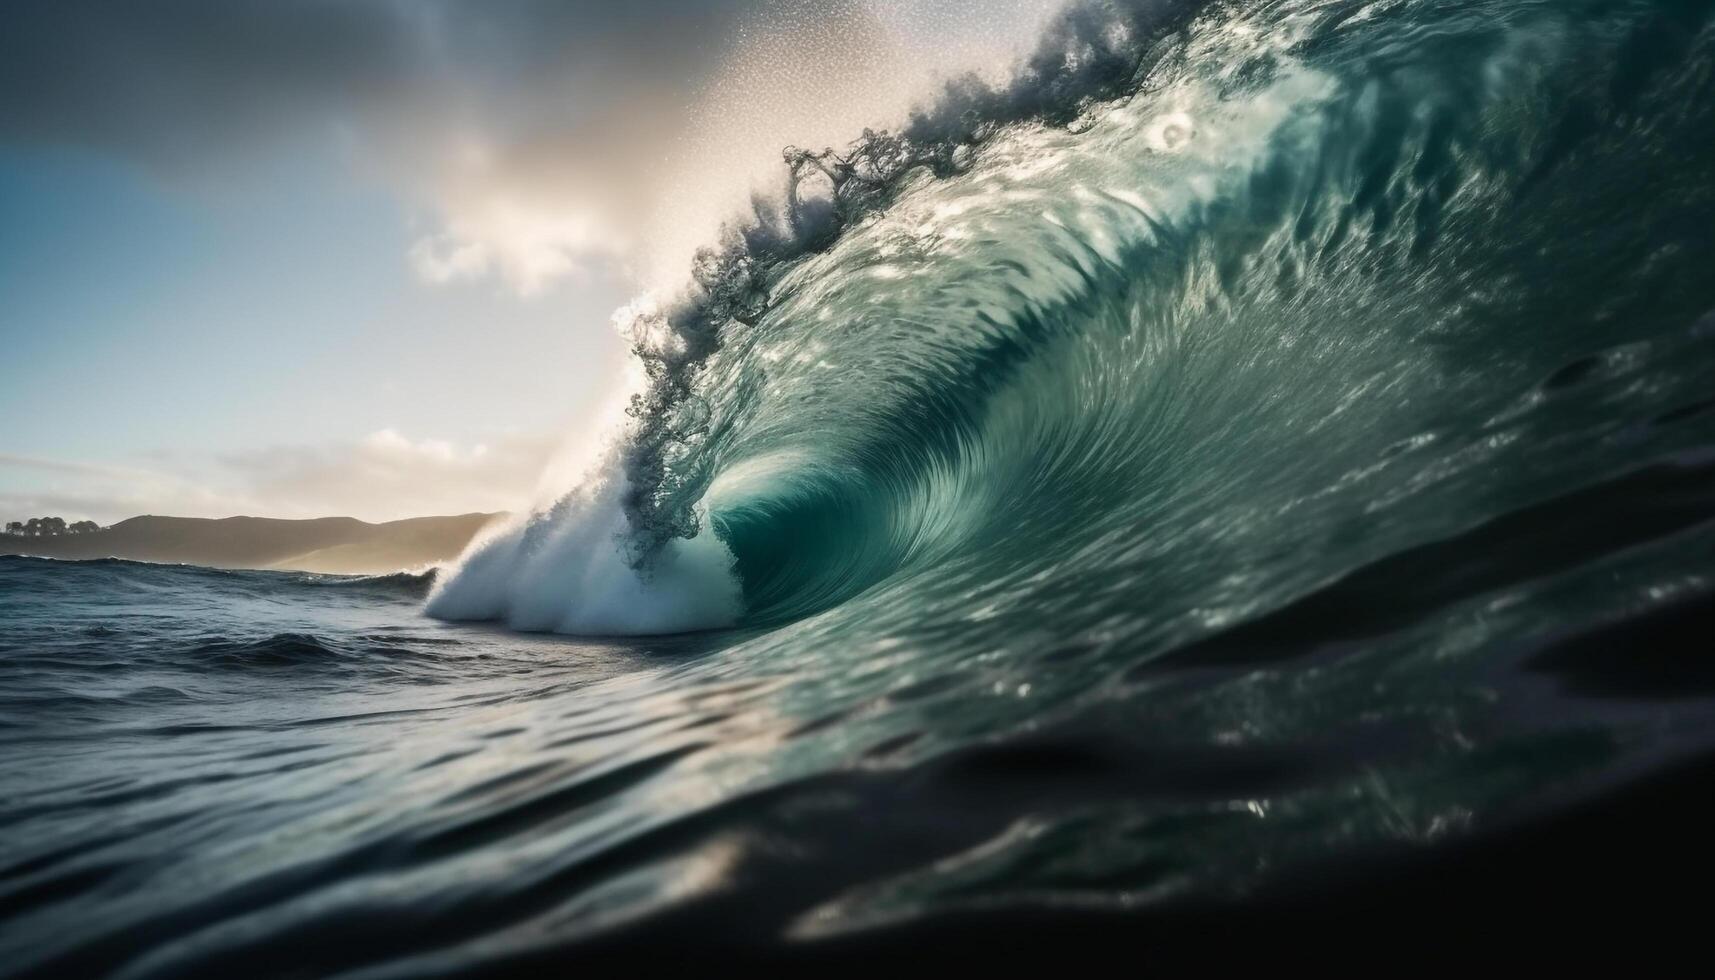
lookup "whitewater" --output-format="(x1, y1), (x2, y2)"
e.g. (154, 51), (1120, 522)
(7, 0), (1715, 971)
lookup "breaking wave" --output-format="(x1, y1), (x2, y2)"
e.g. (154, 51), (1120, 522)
(429, 0), (1715, 636)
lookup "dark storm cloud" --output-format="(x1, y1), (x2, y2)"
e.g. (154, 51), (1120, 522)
(0, 0), (804, 288)
(2, 0), (405, 167)
(0, 0), (1067, 290)
(0, 1), (770, 168)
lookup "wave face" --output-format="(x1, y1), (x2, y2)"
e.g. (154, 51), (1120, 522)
(433, 0), (1715, 640)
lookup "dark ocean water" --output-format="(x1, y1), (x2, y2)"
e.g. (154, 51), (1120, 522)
(9, 0), (1715, 971)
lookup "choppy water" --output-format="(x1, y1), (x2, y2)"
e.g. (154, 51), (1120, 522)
(9, 0), (1715, 971)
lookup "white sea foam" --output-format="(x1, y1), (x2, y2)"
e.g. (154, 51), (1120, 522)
(426, 470), (742, 635)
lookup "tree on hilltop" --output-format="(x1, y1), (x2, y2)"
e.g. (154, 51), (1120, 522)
(13, 517), (75, 536)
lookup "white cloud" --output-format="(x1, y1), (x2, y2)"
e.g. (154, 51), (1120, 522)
(407, 197), (610, 293)
(0, 429), (563, 525)
(408, 233), (494, 286)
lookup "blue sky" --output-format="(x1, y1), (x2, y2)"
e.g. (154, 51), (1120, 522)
(0, 144), (629, 522)
(0, 0), (1057, 524)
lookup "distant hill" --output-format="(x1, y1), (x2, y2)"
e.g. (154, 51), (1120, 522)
(1, 513), (505, 574)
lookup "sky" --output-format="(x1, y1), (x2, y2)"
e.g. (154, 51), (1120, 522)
(0, 0), (1061, 524)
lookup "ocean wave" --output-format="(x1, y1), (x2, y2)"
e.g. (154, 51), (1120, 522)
(430, 0), (1715, 641)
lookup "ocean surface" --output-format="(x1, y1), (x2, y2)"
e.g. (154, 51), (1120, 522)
(8, 0), (1715, 971)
